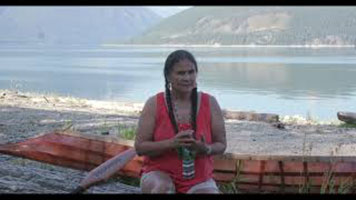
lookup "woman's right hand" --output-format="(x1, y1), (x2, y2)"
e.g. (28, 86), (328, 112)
(170, 129), (195, 148)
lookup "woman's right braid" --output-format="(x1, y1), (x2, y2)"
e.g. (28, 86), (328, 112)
(165, 78), (179, 134)
(190, 87), (198, 139)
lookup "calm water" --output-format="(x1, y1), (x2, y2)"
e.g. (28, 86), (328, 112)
(1, 44), (356, 121)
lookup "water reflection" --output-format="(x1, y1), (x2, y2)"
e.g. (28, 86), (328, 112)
(1, 45), (356, 120)
(199, 62), (356, 99)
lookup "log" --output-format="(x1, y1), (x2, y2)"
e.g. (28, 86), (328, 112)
(337, 111), (356, 124)
(222, 110), (279, 123)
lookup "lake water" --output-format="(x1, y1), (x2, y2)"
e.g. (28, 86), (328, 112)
(1, 44), (356, 121)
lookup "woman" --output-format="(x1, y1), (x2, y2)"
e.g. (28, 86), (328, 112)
(134, 50), (226, 194)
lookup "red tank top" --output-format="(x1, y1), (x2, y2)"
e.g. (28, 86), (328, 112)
(141, 92), (214, 193)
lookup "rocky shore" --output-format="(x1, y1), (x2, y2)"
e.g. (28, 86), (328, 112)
(0, 89), (356, 193)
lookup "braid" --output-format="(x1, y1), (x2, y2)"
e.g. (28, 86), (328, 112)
(191, 87), (198, 139)
(165, 78), (179, 134)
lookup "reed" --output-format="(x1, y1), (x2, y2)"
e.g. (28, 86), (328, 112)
(9, 158), (28, 166)
(318, 167), (355, 194)
(218, 160), (244, 194)
(62, 119), (74, 131)
(9, 158), (60, 171)
(297, 141), (355, 194)
(9, 80), (25, 93)
(337, 176), (355, 194)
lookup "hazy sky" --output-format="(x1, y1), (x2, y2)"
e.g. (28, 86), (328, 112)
(146, 6), (192, 18)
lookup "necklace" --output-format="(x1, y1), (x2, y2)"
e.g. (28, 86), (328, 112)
(172, 94), (192, 125)
(170, 93), (196, 180)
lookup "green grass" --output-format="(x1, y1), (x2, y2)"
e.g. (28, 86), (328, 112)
(112, 176), (140, 187)
(117, 123), (136, 140)
(338, 123), (356, 128)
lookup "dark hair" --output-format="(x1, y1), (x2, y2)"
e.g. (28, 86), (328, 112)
(164, 50), (198, 138)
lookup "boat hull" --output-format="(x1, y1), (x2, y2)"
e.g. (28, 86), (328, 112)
(1, 131), (356, 193)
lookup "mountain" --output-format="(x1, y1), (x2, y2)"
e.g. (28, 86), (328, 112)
(129, 6), (356, 46)
(0, 6), (162, 45)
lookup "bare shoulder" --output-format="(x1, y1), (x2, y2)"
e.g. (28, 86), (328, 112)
(136, 94), (157, 134)
(142, 95), (157, 115)
(145, 95), (157, 108)
(207, 93), (221, 111)
(135, 95), (158, 149)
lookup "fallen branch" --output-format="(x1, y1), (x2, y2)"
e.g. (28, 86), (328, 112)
(222, 110), (279, 123)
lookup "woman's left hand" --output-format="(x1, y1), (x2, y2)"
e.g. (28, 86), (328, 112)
(187, 135), (209, 155)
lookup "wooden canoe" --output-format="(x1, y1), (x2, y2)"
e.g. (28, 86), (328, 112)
(337, 111), (356, 124)
(1, 130), (356, 194)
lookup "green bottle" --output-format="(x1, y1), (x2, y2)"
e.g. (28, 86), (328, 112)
(182, 147), (195, 179)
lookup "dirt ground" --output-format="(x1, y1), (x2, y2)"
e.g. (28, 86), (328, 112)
(1, 89), (356, 193)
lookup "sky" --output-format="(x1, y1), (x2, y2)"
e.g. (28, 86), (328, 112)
(146, 6), (192, 18)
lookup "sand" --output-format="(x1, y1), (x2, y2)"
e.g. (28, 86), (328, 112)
(0, 89), (356, 193)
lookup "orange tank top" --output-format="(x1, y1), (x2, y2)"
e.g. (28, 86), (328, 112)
(141, 92), (214, 193)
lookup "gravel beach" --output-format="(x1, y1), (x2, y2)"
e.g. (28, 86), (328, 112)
(1, 89), (356, 193)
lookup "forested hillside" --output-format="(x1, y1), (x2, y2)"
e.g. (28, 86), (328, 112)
(129, 7), (356, 46)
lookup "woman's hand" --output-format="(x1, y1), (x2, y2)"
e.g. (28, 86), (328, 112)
(171, 129), (195, 148)
(170, 130), (209, 155)
(189, 135), (210, 155)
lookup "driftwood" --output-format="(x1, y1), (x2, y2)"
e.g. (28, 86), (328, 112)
(337, 112), (356, 124)
(222, 109), (279, 123)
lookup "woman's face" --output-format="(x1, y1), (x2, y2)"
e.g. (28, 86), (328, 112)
(168, 59), (197, 93)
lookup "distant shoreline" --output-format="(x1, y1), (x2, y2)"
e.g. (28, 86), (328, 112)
(0, 89), (342, 125)
(101, 44), (356, 49)
(1, 42), (354, 49)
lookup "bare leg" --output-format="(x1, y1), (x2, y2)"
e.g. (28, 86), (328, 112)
(140, 171), (175, 193)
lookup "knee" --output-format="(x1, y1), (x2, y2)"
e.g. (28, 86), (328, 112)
(141, 179), (175, 193)
(140, 172), (175, 193)
(152, 180), (175, 193)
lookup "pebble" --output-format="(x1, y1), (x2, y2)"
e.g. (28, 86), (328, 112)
(9, 185), (17, 191)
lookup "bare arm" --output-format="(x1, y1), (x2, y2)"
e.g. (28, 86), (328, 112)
(134, 96), (175, 157)
(208, 95), (227, 155)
